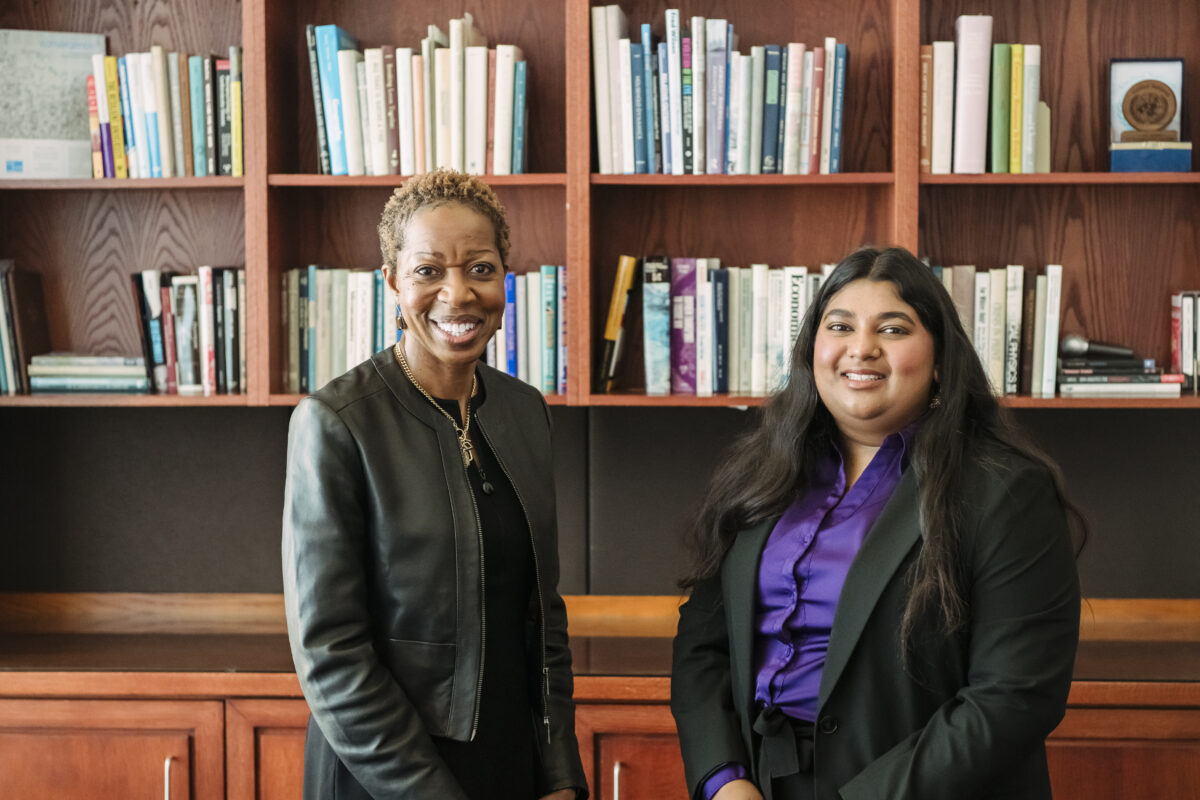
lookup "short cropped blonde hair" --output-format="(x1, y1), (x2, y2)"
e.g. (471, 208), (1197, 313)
(377, 169), (511, 269)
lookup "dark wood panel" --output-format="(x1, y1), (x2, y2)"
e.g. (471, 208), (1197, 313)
(590, 185), (892, 393)
(922, 0), (1200, 173)
(919, 184), (1200, 367)
(269, 0), (566, 175)
(603, 0), (894, 173)
(0, 0), (242, 55)
(0, 190), (245, 357)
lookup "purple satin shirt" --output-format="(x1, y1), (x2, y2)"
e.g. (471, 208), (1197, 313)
(701, 427), (914, 800)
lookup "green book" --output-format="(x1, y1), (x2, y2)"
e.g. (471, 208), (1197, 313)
(990, 44), (1011, 173)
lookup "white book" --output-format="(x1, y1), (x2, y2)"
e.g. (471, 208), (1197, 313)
(952, 15), (993, 174)
(748, 46), (765, 175)
(337, 49), (365, 175)
(659, 36), (673, 174)
(493, 294), (508, 375)
(819, 37), (837, 174)
(137, 53), (161, 176)
(150, 45), (175, 177)
(1040, 264), (1063, 398)
(591, 5), (613, 174)
(126, 52), (151, 179)
(987, 268), (1006, 394)
(90, 55), (112, 169)
(1036, 100), (1051, 173)
(664, 9), (684, 175)
(329, 269), (348, 378)
(525, 270), (543, 390)
(515, 273), (528, 383)
(493, 44), (524, 175)
(784, 266), (809, 378)
(704, 19), (728, 174)
(738, 268), (754, 394)
(464, 46), (489, 174)
(356, 61), (374, 175)
(1182, 294), (1195, 385)
(1031, 274), (1048, 398)
(363, 49), (389, 175)
(197, 266), (217, 396)
(781, 43), (806, 174)
(726, 54), (744, 173)
(172, 274), (203, 396)
(448, 14), (480, 173)
(1021, 44), (1041, 173)
(607, 4), (630, 175)
(930, 41), (955, 174)
(766, 268), (787, 390)
(736, 52), (753, 174)
(727, 266), (742, 393)
(1060, 383), (1180, 398)
(395, 48), (416, 175)
(618, 38), (636, 174)
(690, 16), (706, 174)
(940, 264), (955, 299)
(167, 52), (186, 175)
(695, 260), (712, 396)
(750, 263), (769, 394)
(433, 47), (452, 169)
(798, 50), (815, 174)
(421, 24), (448, 170)
(1004, 265), (1024, 394)
(973, 271), (990, 367)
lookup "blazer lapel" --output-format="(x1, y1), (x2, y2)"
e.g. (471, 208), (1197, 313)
(817, 470), (922, 710)
(722, 518), (776, 714)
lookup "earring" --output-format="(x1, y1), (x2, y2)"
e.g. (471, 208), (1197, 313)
(395, 299), (408, 331)
(929, 393), (942, 409)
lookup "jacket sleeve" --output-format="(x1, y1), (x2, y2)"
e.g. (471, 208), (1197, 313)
(282, 397), (469, 799)
(672, 572), (756, 799)
(534, 396), (590, 799)
(839, 464), (1081, 800)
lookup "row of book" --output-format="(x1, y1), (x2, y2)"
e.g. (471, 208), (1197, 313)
(281, 266), (566, 396)
(88, 47), (245, 179)
(307, 16), (530, 178)
(597, 257), (838, 396)
(592, 6), (849, 176)
(0, 261), (51, 395)
(1170, 291), (1200, 396)
(920, 15), (1050, 174)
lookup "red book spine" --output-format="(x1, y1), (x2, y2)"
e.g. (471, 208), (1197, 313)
(160, 283), (179, 395)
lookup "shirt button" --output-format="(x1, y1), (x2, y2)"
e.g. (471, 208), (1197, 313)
(819, 715), (839, 734)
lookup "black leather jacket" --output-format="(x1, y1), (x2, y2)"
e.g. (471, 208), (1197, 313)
(283, 349), (586, 798)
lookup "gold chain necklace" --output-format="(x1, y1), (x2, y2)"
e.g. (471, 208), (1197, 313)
(393, 341), (477, 468)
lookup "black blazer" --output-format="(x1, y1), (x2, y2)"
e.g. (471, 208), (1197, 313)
(671, 446), (1080, 800)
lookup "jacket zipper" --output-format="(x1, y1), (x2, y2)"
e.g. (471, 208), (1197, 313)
(478, 423), (551, 744)
(464, 446), (487, 742)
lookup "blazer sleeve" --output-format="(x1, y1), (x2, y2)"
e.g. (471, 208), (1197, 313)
(672, 572), (755, 799)
(282, 397), (469, 799)
(839, 463), (1081, 800)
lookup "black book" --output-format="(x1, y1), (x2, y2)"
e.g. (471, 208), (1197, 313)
(216, 56), (233, 176)
(212, 268), (227, 393)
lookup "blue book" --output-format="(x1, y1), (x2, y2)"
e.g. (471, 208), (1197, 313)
(504, 272), (518, 375)
(830, 43), (849, 173)
(657, 42), (671, 175)
(314, 24), (360, 176)
(711, 267), (729, 393)
(306, 264), (319, 388)
(556, 265), (568, 394)
(761, 45), (782, 174)
(145, 61), (163, 181)
(642, 257), (671, 395)
(30, 375), (151, 393)
(630, 45), (647, 173)
(640, 25), (658, 173)
(540, 265), (558, 394)
(775, 47), (788, 172)
(372, 270), (384, 351)
(511, 60), (528, 174)
(116, 57), (137, 176)
(296, 269), (309, 392)
(188, 56), (207, 176)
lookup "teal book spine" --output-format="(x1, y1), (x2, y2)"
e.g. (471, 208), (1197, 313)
(511, 60), (528, 174)
(189, 56), (208, 176)
(643, 258), (671, 395)
(989, 44), (1011, 173)
(540, 264), (558, 394)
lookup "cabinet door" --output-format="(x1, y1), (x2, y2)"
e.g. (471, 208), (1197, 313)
(1048, 705), (1200, 800)
(0, 698), (223, 800)
(226, 698), (310, 800)
(576, 703), (687, 800)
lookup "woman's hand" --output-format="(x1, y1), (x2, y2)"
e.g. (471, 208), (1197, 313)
(538, 790), (576, 800)
(713, 778), (764, 800)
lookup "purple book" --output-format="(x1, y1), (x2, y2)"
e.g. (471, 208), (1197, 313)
(670, 257), (697, 393)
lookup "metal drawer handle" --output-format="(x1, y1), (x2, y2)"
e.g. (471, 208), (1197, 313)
(164, 756), (173, 800)
(613, 760), (622, 800)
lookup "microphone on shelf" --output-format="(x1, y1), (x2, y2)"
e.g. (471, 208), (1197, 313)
(1059, 333), (1136, 359)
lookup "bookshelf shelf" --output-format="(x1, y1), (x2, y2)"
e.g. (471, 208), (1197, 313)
(584, 392), (767, 408)
(921, 173), (1200, 186)
(1002, 396), (1200, 410)
(0, 178), (246, 191)
(591, 173), (896, 186)
(266, 392), (569, 407)
(0, 394), (251, 408)
(267, 174), (569, 188)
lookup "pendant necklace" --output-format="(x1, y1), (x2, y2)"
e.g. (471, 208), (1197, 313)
(394, 342), (494, 495)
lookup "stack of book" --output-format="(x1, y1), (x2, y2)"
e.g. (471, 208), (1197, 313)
(485, 266), (567, 396)
(307, 15), (530, 176)
(27, 354), (149, 394)
(1057, 356), (1183, 399)
(85, 45), (244, 179)
(920, 15), (1050, 174)
(597, 256), (834, 396)
(591, 6), (848, 175)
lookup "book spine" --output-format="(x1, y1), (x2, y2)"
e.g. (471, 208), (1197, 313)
(176, 52), (194, 178)
(918, 45), (932, 173)
(670, 257), (697, 394)
(630, 43), (647, 173)
(690, 17), (706, 175)
(712, 267), (729, 393)
(806, 48), (825, 175)
(798, 50), (815, 173)
(92, 55), (115, 178)
(590, 6), (613, 174)
(297, 268), (310, 392)
(492, 44), (519, 175)
(464, 45), (488, 175)
(760, 46), (781, 174)
(198, 266), (217, 396)
(1009, 44), (1024, 174)
(168, 52), (186, 176)
(412, 53), (426, 174)
(186, 57), (207, 176)
(747, 46), (764, 174)
(540, 265), (558, 394)
(952, 15), (993, 174)
(160, 284), (179, 394)
(829, 44), (848, 173)
(643, 259), (671, 395)
(316, 25), (357, 175)
(306, 25), (332, 174)
(972, 271), (989, 366)
(86, 75), (104, 179)
(364, 48), (389, 175)
(695, 262), (712, 397)
(640, 25), (659, 174)
(766, 269), (787, 391)
(396, 48), (416, 175)
(30, 375), (151, 393)
(151, 45), (175, 177)
(819, 37), (836, 174)
(665, 9), (684, 175)
(126, 54), (152, 179)
(202, 54), (216, 175)
(930, 41), (954, 174)
(105, 56), (129, 178)
(216, 58), (233, 175)
(705, 20), (727, 174)
(681, 36), (693, 175)
(336, 50), (364, 175)
(1170, 292), (1183, 374)
(658, 42), (672, 175)
(557, 265), (568, 394)
(989, 44), (1011, 172)
(228, 47), (243, 177)
(1020, 44), (1040, 173)
(1040, 264), (1062, 397)
(504, 272), (518, 376)
(1003, 265), (1023, 394)
(511, 60), (528, 174)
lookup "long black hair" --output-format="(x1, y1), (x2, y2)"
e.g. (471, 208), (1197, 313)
(681, 247), (1086, 650)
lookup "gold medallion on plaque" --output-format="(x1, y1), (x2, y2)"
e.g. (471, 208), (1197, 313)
(1120, 79), (1179, 142)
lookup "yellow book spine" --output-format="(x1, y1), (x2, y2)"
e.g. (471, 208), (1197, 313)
(1009, 44), (1024, 174)
(103, 56), (128, 178)
(231, 79), (243, 177)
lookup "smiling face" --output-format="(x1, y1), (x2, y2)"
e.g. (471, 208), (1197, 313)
(384, 203), (506, 386)
(813, 278), (937, 446)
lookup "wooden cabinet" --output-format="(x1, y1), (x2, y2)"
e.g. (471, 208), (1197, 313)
(226, 699), (309, 800)
(0, 698), (224, 800)
(575, 703), (687, 800)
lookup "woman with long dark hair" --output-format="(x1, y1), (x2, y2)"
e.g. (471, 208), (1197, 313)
(671, 246), (1084, 800)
